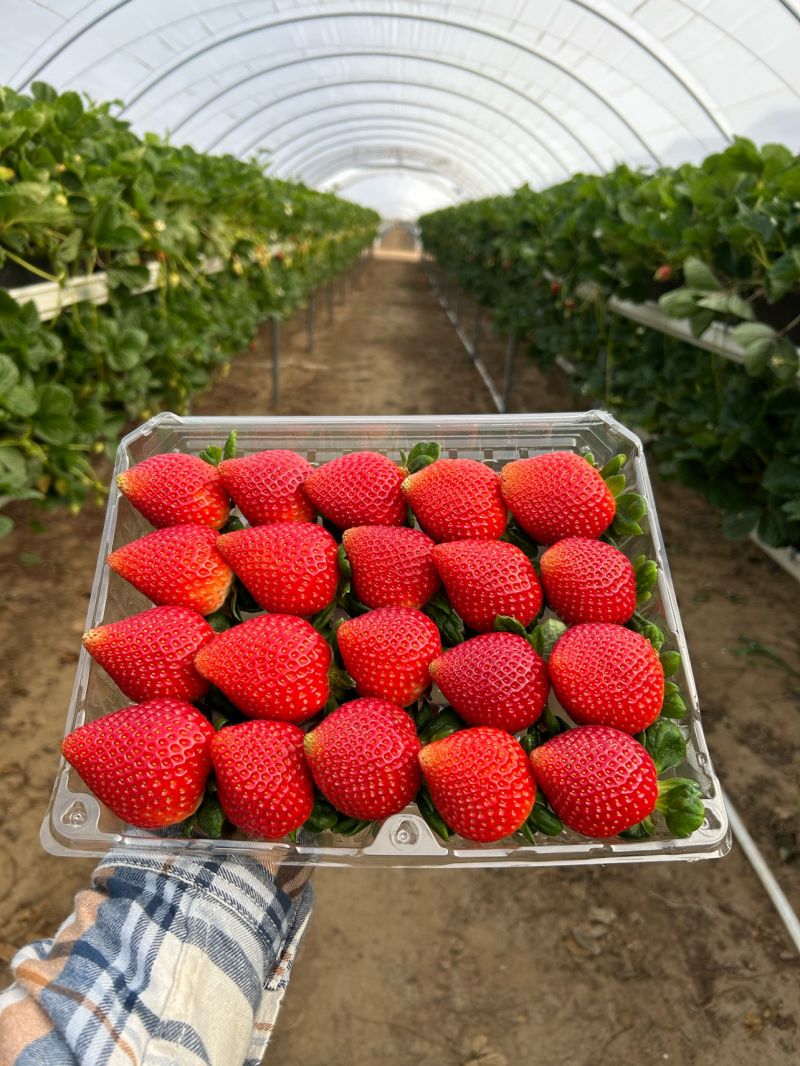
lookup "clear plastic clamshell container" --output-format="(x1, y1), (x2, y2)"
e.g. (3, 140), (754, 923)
(42, 411), (730, 868)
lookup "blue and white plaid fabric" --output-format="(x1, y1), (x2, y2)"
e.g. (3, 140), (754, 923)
(0, 848), (312, 1065)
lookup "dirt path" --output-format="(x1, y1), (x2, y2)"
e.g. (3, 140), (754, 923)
(1, 251), (798, 1064)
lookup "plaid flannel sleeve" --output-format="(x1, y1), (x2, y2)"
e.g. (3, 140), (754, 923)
(0, 849), (313, 1066)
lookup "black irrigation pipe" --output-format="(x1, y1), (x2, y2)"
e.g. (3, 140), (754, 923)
(424, 256), (518, 414)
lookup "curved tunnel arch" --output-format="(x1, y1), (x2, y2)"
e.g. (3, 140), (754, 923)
(265, 114), (532, 187)
(302, 149), (489, 196)
(291, 136), (500, 198)
(239, 98), (542, 185)
(233, 83), (558, 186)
(277, 128), (515, 193)
(303, 149), (490, 199)
(198, 52), (600, 172)
(270, 120), (530, 190)
(111, 13), (664, 164)
(12, 0), (733, 150)
(323, 162), (476, 201)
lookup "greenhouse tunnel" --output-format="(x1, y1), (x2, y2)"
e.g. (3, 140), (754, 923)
(1, 4), (800, 1066)
(3, 0), (799, 215)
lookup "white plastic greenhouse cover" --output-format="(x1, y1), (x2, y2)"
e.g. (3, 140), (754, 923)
(2, 1), (800, 218)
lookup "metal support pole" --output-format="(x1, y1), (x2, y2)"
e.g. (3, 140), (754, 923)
(502, 334), (518, 414)
(271, 319), (280, 406)
(307, 294), (316, 352)
(327, 283), (334, 324)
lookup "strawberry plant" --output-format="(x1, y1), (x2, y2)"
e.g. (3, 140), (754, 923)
(0, 83), (378, 530)
(420, 139), (800, 550)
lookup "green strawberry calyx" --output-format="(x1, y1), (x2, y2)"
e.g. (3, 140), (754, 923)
(494, 615), (566, 661)
(199, 429), (240, 467)
(416, 782), (452, 842)
(423, 592), (465, 647)
(400, 440), (442, 474)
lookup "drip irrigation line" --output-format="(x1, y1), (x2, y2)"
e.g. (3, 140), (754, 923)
(722, 788), (800, 956)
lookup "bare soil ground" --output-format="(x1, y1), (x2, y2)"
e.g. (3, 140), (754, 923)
(1, 236), (798, 1065)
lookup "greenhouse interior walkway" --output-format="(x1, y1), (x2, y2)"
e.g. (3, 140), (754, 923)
(1, 238), (798, 1066)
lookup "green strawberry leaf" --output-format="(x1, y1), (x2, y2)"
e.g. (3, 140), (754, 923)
(199, 445), (223, 466)
(416, 783), (452, 841)
(529, 618), (567, 661)
(628, 611), (665, 651)
(634, 555), (659, 605)
(526, 800), (563, 837)
(334, 816), (372, 837)
(494, 614), (530, 639)
(619, 816), (655, 840)
(639, 719), (686, 773)
(205, 609), (233, 634)
(501, 519), (539, 561)
(419, 706), (463, 743)
(219, 515), (246, 534)
(311, 599), (338, 638)
(184, 793), (226, 839)
(656, 778), (705, 837)
(210, 710), (230, 731)
(337, 543), (352, 578)
(222, 430), (239, 460)
(660, 650), (681, 677)
(402, 440), (442, 473)
(517, 821), (537, 845)
(539, 705), (570, 738)
(604, 474), (626, 497)
(424, 593), (465, 647)
(683, 257), (722, 292)
(601, 454), (627, 479)
(304, 797), (339, 833)
(660, 690), (688, 719)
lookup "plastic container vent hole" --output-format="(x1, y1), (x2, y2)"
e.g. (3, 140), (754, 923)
(63, 801), (87, 827)
(393, 820), (419, 847)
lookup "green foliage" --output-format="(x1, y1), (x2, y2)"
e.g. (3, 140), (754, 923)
(0, 83), (379, 523)
(420, 138), (800, 549)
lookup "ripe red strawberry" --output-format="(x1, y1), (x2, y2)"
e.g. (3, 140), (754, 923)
(117, 453), (230, 529)
(549, 623), (664, 733)
(540, 537), (636, 624)
(217, 523), (337, 615)
(61, 699), (214, 828)
(217, 450), (315, 525)
(418, 727), (536, 842)
(83, 606), (214, 703)
(529, 725), (658, 837)
(303, 451), (406, 529)
(211, 720), (314, 838)
(337, 607), (441, 706)
(194, 614), (331, 722)
(341, 525), (440, 609)
(429, 632), (549, 732)
(304, 698), (421, 820)
(500, 451), (615, 544)
(402, 458), (506, 542)
(431, 540), (543, 633)
(108, 525), (234, 615)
